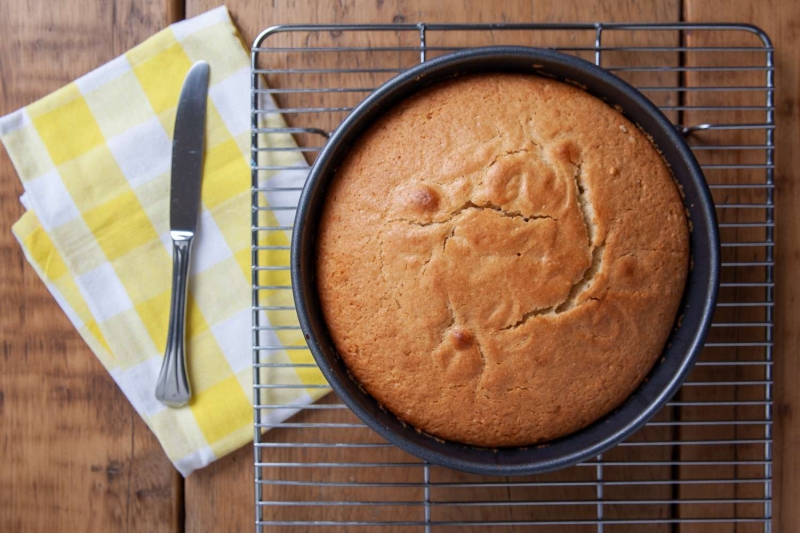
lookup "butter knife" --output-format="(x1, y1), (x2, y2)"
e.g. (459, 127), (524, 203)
(155, 61), (210, 408)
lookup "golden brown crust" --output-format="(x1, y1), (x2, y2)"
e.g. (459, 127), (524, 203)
(316, 73), (689, 447)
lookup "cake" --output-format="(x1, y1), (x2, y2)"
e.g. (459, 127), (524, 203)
(316, 73), (689, 447)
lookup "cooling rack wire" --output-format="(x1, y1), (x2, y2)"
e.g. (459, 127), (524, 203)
(251, 22), (774, 532)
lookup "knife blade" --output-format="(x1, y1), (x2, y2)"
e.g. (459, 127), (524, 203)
(170, 61), (209, 234)
(155, 60), (209, 408)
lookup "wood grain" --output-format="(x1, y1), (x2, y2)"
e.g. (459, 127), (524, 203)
(0, 1), (180, 532)
(2, 0), (798, 531)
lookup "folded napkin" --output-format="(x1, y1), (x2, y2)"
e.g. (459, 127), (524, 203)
(0, 7), (327, 476)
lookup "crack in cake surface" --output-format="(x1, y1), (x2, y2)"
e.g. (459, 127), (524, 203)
(488, 148), (531, 167)
(388, 199), (557, 228)
(389, 142), (605, 332)
(497, 147), (605, 330)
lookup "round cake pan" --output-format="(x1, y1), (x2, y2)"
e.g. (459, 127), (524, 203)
(291, 46), (720, 476)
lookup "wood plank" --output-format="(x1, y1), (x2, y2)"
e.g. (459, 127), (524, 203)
(681, 1), (800, 531)
(0, 1), (180, 531)
(185, 1), (682, 531)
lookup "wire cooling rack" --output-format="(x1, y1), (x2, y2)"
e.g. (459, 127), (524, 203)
(251, 23), (774, 531)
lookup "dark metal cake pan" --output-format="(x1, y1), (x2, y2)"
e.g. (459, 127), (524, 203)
(290, 46), (720, 476)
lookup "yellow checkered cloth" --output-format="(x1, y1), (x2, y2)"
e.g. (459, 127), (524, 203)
(0, 6), (327, 476)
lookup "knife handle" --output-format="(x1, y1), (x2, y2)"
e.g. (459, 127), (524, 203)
(156, 232), (194, 408)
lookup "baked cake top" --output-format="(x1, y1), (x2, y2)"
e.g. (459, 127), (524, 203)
(316, 73), (689, 447)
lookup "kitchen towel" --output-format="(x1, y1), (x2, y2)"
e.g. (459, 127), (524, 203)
(0, 6), (327, 476)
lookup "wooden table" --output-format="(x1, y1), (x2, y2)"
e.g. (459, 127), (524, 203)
(1, 0), (798, 531)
